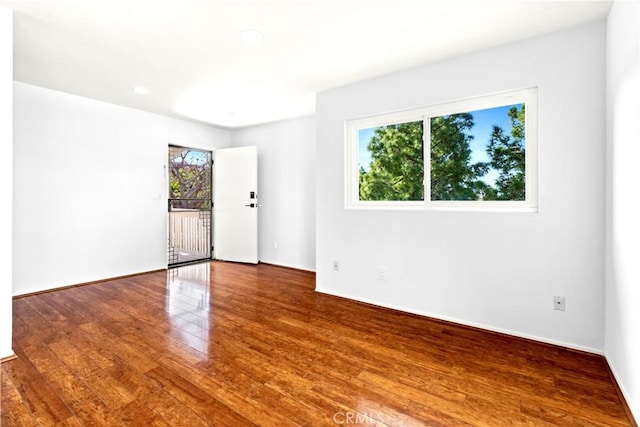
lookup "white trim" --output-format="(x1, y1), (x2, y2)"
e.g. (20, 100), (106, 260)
(604, 354), (638, 421)
(315, 287), (603, 355)
(166, 137), (216, 154)
(345, 87), (539, 212)
(260, 261), (316, 273)
(423, 116), (431, 203)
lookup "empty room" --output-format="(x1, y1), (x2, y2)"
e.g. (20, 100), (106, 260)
(1, 0), (639, 425)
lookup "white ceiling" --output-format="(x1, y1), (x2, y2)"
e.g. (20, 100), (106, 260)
(2, 0), (612, 128)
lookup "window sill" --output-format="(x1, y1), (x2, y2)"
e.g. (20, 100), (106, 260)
(345, 201), (538, 213)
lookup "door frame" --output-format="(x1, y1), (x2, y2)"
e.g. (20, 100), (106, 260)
(167, 142), (214, 267)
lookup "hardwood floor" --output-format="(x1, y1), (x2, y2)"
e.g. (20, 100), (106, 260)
(1, 261), (634, 426)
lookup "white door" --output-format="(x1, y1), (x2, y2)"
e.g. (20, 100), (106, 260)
(213, 146), (258, 264)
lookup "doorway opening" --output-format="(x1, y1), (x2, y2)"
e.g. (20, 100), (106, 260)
(167, 145), (212, 268)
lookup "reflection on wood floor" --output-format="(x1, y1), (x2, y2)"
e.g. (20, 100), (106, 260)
(1, 261), (634, 426)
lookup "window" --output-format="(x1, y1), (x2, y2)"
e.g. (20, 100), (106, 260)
(345, 87), (538, 211)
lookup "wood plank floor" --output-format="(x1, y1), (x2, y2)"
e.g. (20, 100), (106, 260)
(1, 261), (634, 426)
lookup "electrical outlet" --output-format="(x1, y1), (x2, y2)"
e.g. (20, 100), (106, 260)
(554, 296), (565, 311)
(273, 240), (278, 249)
(378, 266), (388, 281)
(333, 260), (340, 271)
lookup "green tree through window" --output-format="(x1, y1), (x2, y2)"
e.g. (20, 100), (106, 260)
(485, 105), (526, 201)
(359, 121), (424, 201)
(358, 104), (526, 202)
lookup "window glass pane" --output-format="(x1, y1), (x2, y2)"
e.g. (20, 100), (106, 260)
(430, 103), (525, 201)
(168, 146), (212, 208)
(358, 121), (424, 201)
(345, 87), (536, 210)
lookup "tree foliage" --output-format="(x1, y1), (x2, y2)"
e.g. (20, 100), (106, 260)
(430, 113), (488, 200)
(359, 121), (424, 201)
(358, 105), (526, 202)
(484, 105), (526, 200)
(169, 149), (211, 209)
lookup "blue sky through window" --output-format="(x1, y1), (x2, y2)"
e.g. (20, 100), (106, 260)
(172, 149), (210, 166)
(358, 103), (523, 187)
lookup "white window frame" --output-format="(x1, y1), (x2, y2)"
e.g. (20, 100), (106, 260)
(345, 87), (538, 212)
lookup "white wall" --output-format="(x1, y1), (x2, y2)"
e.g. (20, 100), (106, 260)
(231, 116), (316, 271)
(13, 82), (231, 296)
(605, 0), (640, 421)
(1, 6), (14, 359)
(316, 22), (606, 352)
